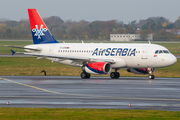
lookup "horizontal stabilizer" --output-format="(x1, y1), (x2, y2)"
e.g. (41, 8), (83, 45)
(10, 49), (16, 56)
(5, 45), (41, 51)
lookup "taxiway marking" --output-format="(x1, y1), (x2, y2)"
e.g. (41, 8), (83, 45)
(0, 77), (103, 97)
(1, 77), (180, 102)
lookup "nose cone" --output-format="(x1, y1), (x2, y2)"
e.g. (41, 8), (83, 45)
(168, 54), (177, 66)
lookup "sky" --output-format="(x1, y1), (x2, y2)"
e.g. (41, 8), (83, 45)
(0, 0), (180, 23)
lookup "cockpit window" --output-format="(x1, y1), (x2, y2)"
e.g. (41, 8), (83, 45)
(163, 50), (169, 53)
(154, 50), (170, 54)
(155, 50), (159, 54)
(159, 50), (163, 54)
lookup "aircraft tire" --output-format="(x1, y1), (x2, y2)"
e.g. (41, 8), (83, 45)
(110, 72), (115, 79)
(81, 72), (87, 79)
(110, 72), (119, 79)
(86, 73), (91, 79)
(116, 72), (120, 79)
(81, 72), (91, 79)
(148, 75), (155, 79)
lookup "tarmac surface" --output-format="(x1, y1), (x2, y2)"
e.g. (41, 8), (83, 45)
(0, 76), (180, 111)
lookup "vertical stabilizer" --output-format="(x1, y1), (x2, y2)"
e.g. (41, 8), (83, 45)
(28, 9), (59, 44)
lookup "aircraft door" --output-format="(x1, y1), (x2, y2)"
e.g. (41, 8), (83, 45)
(141, 46), (149, 59)
(49, 45), (55, 54)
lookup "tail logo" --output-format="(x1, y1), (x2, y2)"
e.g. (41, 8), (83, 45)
(32, 25), (47, 39)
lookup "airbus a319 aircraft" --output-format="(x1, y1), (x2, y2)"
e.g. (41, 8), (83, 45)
(9, 9), (177, 79)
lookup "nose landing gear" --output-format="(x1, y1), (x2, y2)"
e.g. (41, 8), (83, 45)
(148, 75), (155, 79)
(148, 68), (155, 79)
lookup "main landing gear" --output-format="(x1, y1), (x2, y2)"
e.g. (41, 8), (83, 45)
(81, 72), (91, 79)
(148, 68), (155, 79)
(110, 69), (120, 79)
(81, 66), (91, 79)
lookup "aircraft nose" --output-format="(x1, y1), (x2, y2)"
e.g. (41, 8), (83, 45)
(168, 54), (177, 66)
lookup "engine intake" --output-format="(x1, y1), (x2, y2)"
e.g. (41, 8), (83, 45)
(85, 62), (111, 74)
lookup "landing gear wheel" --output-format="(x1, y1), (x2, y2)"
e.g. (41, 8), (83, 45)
(148, 68), (155, 79)
(86, 73), (91, 79)
(81, 72), (86, 79)
(116, 72), (120, 79)
(110, 72), (120, 79)
(148, 75), (155, 79)
(110, 72), (115, 79)
(81, 72), (91, 79)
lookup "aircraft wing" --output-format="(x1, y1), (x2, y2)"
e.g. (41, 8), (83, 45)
(24, 53), (115, 64)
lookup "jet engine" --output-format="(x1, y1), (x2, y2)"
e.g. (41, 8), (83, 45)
(84, 62), (111, 74)
(127, 68), (155, 75)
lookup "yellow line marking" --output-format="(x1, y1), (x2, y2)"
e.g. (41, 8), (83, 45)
(1, 77), (180, 101)
(161, 105), (169, 106)
(0, 77), (101, 97)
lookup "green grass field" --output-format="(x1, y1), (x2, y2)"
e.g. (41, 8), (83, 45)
(0, 57), (179, 77)
(0, 108), (180, 120)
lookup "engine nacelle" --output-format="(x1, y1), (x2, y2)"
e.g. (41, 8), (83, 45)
(127, 68), (155, 75)
(85, 62), (111, 74)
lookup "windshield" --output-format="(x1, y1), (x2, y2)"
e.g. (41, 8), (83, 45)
(154, 50), (169, 54)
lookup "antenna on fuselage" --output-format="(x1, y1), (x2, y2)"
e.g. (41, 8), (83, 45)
(82, 41), (84, 43)
(63, 41), (65, 43)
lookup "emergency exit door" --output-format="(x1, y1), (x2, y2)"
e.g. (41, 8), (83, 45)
(141, 46), (149, 59)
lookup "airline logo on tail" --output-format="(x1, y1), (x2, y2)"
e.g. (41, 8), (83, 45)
(32, 25), (47, 39)
(28, 9), (59, 44)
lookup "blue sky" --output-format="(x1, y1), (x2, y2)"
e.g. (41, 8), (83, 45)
(0, 0), (180, 23)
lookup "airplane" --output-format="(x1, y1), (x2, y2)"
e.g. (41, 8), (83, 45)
(8, 9), (177, 79)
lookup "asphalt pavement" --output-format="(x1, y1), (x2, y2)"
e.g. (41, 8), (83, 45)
(0, 76), (180, 111)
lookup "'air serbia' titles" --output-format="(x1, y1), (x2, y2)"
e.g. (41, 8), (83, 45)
(92, 48), (136, 56)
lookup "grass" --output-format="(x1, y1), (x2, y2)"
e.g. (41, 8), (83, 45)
(0, 108), (180, 120)
(0, 57), (179, 77)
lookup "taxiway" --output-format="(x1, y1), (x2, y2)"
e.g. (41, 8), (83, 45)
(0, 76), (180, 111)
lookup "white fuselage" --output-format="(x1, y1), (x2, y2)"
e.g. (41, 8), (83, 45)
(25, 43), (177, 69)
